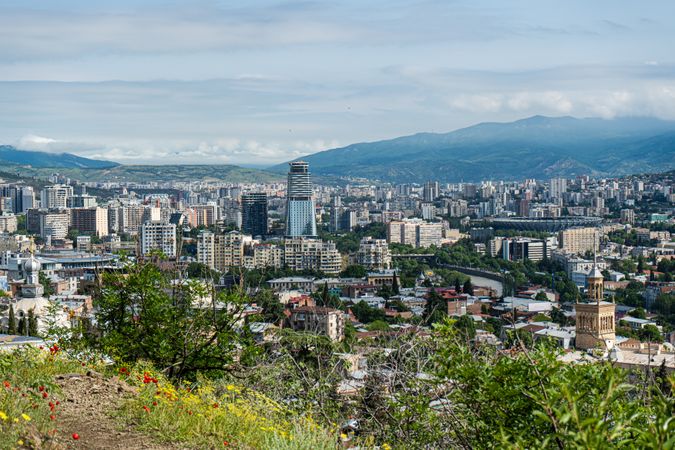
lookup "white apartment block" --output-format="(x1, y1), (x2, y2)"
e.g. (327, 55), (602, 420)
(0, 214), (18, 233)
(356, 237), (391, 270)
(284, 237), (341, 274)
(41, 185), (73, 209)
(140, 222), (177, 258)
(40, 211), (70, 240)
(387, 219), (443, 248)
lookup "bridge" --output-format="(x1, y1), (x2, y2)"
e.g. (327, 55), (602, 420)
(434, 264), (506, 283)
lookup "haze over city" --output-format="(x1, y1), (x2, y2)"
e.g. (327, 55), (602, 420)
(1, 0), (675, 165)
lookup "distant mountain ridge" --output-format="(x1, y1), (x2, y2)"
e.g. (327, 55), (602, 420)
(0, 145), (119, 169)
(0, 146), (281, 183)
(273, 116), (675, 183)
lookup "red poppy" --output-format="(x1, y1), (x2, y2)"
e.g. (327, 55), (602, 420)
(50, 415), (56, 421)
(42, 392), (48, 399)
(72, 433), (80, 440)
(143, 405), (151, 413)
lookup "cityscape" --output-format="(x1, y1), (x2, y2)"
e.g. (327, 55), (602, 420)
(0, 1), (675, 449)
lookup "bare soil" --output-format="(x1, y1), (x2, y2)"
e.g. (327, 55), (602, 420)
(48, 370), (186, 450)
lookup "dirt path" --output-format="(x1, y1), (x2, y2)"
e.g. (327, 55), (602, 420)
(51, 371), (186, 450)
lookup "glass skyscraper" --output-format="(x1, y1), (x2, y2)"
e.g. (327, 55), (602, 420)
(241, 192), (268, 237)
(285, 161), (317, 237)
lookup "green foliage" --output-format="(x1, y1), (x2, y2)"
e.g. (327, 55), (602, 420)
(38, 272), (55, 297)
(7, 305), (16, 334)
(366, 320), (391, 332)
(423, 289), (446, 325)
(350, 301), (386, 324)
(433, 322), (675, 448)
(27, 308), (38, 337)
(94, 259), (244, 379)
(341, 264), (366, 278)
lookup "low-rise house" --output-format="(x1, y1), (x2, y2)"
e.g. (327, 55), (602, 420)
(288, 306), (345, 342)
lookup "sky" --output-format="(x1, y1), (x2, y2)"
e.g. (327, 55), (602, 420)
(1, 0), (675, 166)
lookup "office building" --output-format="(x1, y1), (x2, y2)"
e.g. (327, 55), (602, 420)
(500, 237), (547, 262)
(241, 193), (268, 237)
(620, 209), (635, 225)
(423, 181), (439, 202)
(285, 161), (317, 237)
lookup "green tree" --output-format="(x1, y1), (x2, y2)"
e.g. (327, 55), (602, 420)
(424, 289), (446, 325)
(7, 304), (16, 334)
(463, 279), (474, 296)
(341, 265), (366, 278)
(628, 307), (647, 319)
(27, 308), (38, 336)
(534, 291), (549, 301)
(17, 317), (26, 335)
(453, 315), (476, 341)
(638, 324), (663, 343)
(39, 272), (55, 297)
(366, 320), (391, 332)
(95, 259), (245, 379)
(253, 289), (285, 324)
(392, 272), (400, 295)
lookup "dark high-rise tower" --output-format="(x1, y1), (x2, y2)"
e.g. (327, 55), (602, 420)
(241, 192), (268, 237)
(285, 161), (317, 237)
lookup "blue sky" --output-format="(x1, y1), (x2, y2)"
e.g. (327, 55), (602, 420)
(1, 0), (674, 166)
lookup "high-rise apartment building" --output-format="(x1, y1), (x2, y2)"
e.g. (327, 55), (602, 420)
(140, 222), (177, 258)
(550, 177), (567, 200)
(423, 181), (439, 202)
(356, 237), (391, 270)
(41, 185), (73, 209)
(387, 219), (443, 248)
(558, 227), (599, 255)
(285, 161), (317, 237)
(620, 209), (635, 225)
(241, 193), (268, 237)
(284, 237), (341, 274)
(70, 207), (109, 237)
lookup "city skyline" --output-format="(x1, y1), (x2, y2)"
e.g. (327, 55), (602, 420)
(1, 0), (675, 165)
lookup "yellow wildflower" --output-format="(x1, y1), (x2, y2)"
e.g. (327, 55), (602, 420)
(22, 413), (31, 421)
(0, 411), (7, 421)
(18, 440), (24, 445)
(382, 444), (392, 450)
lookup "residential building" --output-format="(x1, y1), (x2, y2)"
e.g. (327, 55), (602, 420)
(356, 237), (391, 270)
(558, 227), (599, 255)
(70, 207), (109, 237)
(0, 213), (17, 233)
(288, 306), (345, 341)
(284, 237), (341, 274)
(197, 230), (252, 271)
(41, 185), (73, 209)
(387, 218), (443, 248)
(140, 222), (177, 258)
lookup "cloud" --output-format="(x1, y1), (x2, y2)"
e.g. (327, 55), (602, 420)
(14, 133), (338, 165)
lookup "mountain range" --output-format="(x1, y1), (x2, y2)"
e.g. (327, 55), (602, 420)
(273, 116), (675, 183)
(0, 145), (119, 169)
